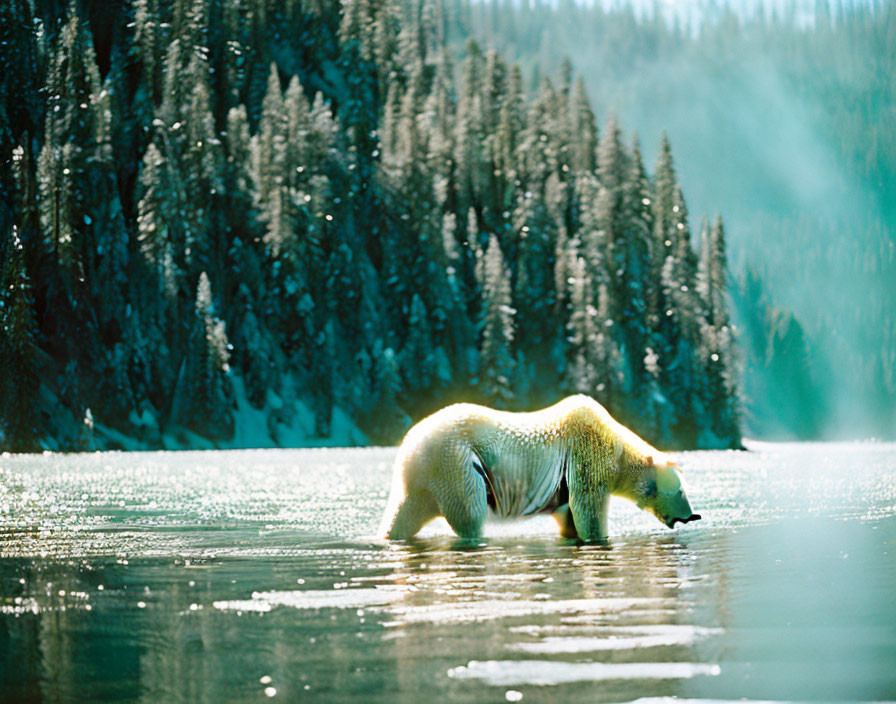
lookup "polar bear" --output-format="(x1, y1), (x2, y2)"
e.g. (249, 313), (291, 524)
(380, 395), (701, 541)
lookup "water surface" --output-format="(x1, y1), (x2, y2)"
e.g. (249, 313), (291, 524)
(1, 442), (895, 702)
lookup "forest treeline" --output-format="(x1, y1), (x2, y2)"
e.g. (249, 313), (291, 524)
(0, 0), (741, 451)
(448, 0), (896, 438)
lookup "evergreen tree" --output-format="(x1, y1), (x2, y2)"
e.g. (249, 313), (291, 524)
(454, 40), (489, 216)
(513, 170), (563, 372)
(400, 293), (435, 397)
(182, 49), (225, 280)
(617, 134), (653, 404)
(38, 5), (128, 313)
(479, 234), (515, 407)
(595, 113), (627, 324)
(650, 130), (677, 303)
(253, 63), (286, 211)
(308, 322), (334, 438)
(495, 65), (524, 195)
(698, 214), (740, 446)
(363, 341), (410, 443)
(137, 142), (180, 302)
(647, 132), (697, 443)
(700, 214), (730, 329)
(569, 77), (597, 174)
(134, 0), (166, 106)
(174, 272), (234, 440)
(565, 254), (598, 395)
(593, 282), (624, 405)
(233, 283), (279, 409)
(0, 226), (41, 451)
(0, 0), (42, 236)
(134, 141), (178, 404)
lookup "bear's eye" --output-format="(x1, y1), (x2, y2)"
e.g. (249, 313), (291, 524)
(643, 481), (657, 498)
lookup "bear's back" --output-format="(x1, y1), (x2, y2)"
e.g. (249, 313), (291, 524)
(408, 400), (586, 518)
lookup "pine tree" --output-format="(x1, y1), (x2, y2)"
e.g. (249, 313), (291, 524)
(700, 214), (730, 329)
(568, 77), (597, 174)
(182, 49), (224, 280)
(479, 234), (515, 407)
(0, 0), (42, 231)
(454, 42), (488, 216)
(0, 226), (41, 451)
(134, 140), (178, 403)
(647, 131), (698, 443)
(698, 214), (740, 447)
(309, 322), (334, 438)
(617, 134), (653, 403)
(283, 76), (312, 187)
(225, 105), (255, 203)
(400, 293), (435, 396)
(176, 272), (234, 440)
(518, 76), (561, 188)
(34, 3), (130, 395)
(137, 142), (180, 302)
(595, 113), (627, 323)
(372, 2), (399, 97)
(575, 171), (606, 290)
(134, 0), (165, 105)
(222, 104), (263, 283)
(363, 341), (409, 444)
(253, 63), (286, 210)
(565, 254), (598, 395)
(511, 169), (562, 376)
(495, 64), (524, 193)
(668, 184), (699, 325)
(38, 5), (128, 297)
(427, 50), (456, 210)
(598, 280), (625, 395)
(650, 130), (677, 301)
(233, 283), (278, 409)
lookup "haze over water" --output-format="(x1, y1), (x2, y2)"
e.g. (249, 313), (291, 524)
(1, 442), (895, 703)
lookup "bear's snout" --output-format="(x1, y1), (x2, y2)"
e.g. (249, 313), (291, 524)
(666, 513), (701, 528)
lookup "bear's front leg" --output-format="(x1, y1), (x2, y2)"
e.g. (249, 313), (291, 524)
(569, 491), (610, 542)
(552, 504), (579, 539)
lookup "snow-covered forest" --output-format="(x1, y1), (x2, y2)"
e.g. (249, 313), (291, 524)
(451, 0), (896, 439)
(0, 0), (741, 452)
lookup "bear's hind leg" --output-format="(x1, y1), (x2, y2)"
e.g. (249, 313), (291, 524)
(431, 465), (489, 539)
(387, 490), (440, 540)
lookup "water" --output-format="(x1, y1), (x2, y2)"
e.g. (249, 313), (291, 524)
(1, 442), (895, 703)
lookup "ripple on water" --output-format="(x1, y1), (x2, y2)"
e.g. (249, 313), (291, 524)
(382, 596), (673, 626)
(446, 659), (721, 686)
(210, 585), (673, 627)
(508, 625), (724, 653)
(213, 586), (408, 613)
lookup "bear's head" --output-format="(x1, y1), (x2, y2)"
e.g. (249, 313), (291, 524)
(634, 459), (701, 529)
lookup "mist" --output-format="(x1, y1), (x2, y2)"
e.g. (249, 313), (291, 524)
(452, 0), (896, 439)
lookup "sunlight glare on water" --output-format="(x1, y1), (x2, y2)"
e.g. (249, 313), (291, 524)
(1, 442), (895, 703)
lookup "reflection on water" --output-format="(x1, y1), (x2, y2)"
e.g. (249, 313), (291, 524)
(447, 660), (722, 686)
(1, 442), (895, 702)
